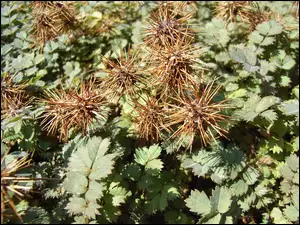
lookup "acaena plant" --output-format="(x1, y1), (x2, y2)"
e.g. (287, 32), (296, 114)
(39, 78), (108, 142)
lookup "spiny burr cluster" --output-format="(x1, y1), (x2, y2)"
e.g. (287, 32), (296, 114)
(31, 1), (78, 47)
(40, 78), (108, 142)
(1, 73), (32, 119)
(130, 2), (231, 148)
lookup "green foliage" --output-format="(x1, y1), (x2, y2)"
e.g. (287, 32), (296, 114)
(1, 1), (299, 224)
(63, 136), (119, 222)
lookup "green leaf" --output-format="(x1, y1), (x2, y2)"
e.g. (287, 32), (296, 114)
(255, 96), (280, 113)
(85, 180), (105, 202)
(243, 166), (259, 185)
(280, 76), (292, 87)
(271, 208), (290, 224)
(145, 159), (163, 172)
(260, 110), (278, 122)
(256, 21), (271, 36)
(185, 190), (211, 216)
(66, 197), (86, 215)
(280, 165), (294, 181)
(282, 55), (296, 70)
(203, 213), (222, 224)
(249, 31), (264, 44)
(260, 37), (275, 46)
(286, 155), (299, 172)
(257, 20), (282, 36)
(84, 201), (101, 219)
(135, 144), (161, 166)
(230, 180), (248, 197)
(281, 100), (299, 115)
(268, 20), (283, 35)
(254, 185), (268, 197)
(63, 172), (88, 194)
(211, 186), (232, 213)
(109, 184), (131, 207)
(229, 47), (260, 72)
(283, 205), (299, 222)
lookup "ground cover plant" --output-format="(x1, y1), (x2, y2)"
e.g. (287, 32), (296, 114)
(1, 1), (299, 224)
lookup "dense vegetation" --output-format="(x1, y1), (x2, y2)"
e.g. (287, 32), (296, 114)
(1, 1), (299, 224)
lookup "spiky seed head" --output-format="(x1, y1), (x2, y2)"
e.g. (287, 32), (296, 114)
(165, 80), (231, 150)
(31, 1), (78, 47)
(132, 96), (169, 142)
(147, 37), (201, 97)
(40, 78), (108, 142)
(101, 48), (146, 100)
(1, 151), (32, 223)
(214, 1), (252, 24)
(144, 3), (195, 48)
(1, 74), (32, 118)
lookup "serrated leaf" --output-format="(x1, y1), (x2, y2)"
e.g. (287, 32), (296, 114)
(249, 31), (264, 44)
(271, 208), (290, 224)
(185, 190), (211, 216)
(260, 37), (275, 46)
(162, 184), (180, 201)
(135, 144), (161, 166)
(145, 159), (163, 172)
(235, 110), (258, 122)
(66, 197), (86, 215)
(243, 166), (259, 185)
(257, 21), (271, 36)
(286, 155), (299, 172)
(255, 185), (268, 197)
(281, 100), (299, 116)
(84, 201), (100, 219)
(268, 20), (283, 35)
(283, 205), (299, 222)
(64, 172), (88, 194)
(257, 20), (282, 36)
(230, 180), (248, 196)
(280, 165), (294, 181)
(211, 186), (232, 213)
(255, 96), (280, 113)
(85, 180), (104, 202)
(260, 110), (278, 122)
(282, 55), (296, 70)
(280, 76), (291, 87)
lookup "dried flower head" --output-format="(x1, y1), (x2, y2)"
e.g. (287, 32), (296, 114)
(40, 78), (108, 142)
(214, 1), (252, 24)
(101, 48), (146, 100)
(31, 1), (78, 47)
(132, 96), (170, 142)
(148, 37), (201, 96)
(144, 3), (195, 48)
(1, 150), (37, 223)
(165, 80), (230, 149)
(1, 74), (32, 119)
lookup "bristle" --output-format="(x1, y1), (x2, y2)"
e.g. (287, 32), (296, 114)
(101, 49), (146, 100)
(40, 78), (108, 142)
(1, 74), (32, 119)
(147, 37), (201, 97)
(132, 96), (169, 142)
(144, 3), (195, 48)
(165, 80), (231, 149)
(214, 1), (252, 24)
(31, 1), (78, 47)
